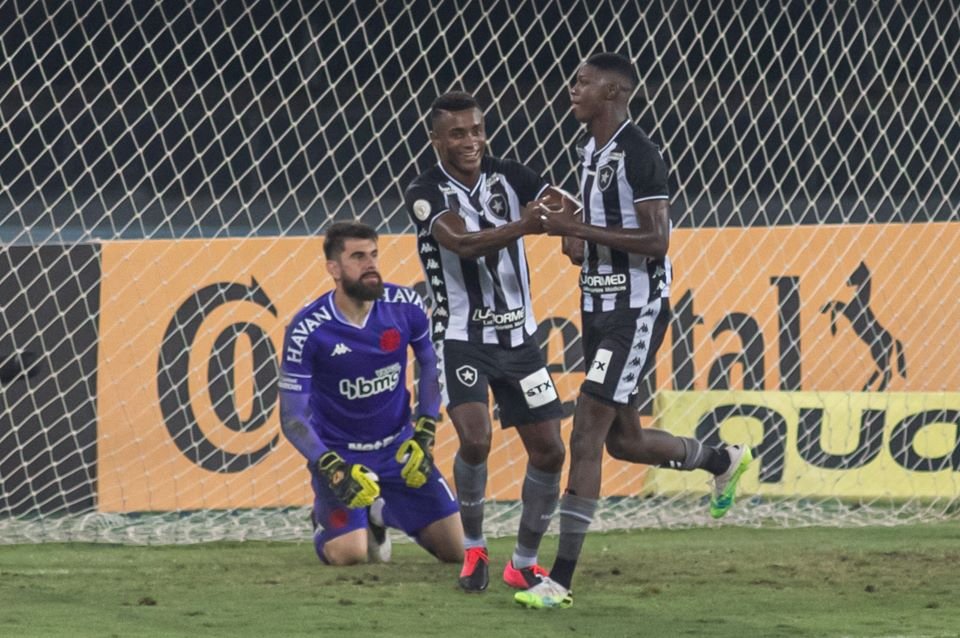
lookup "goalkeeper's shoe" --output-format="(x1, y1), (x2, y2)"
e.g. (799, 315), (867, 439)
(366, 519), (391, 563)
(366, 499), (391, 563)
(513, 576), (573, 609)
(458, 546), (489, 593)
(709, 444), (754, 519)
(503, 560), (548, 589)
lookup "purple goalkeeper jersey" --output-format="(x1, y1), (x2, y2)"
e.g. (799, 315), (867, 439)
(279, 284), (432, 451)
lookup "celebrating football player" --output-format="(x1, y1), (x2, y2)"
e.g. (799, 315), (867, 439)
(404, 92), (568, 593)
(515, 53), (754, 609)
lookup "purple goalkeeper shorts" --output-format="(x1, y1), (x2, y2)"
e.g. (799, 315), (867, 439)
(309, 437), (459, 561)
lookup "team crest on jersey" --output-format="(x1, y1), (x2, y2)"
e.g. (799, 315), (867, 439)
(486, 193), (508, 220)
(412, 199), (431, 221)
(597, 164), (617, 191)
(380, 328), (401, 352)
(455, 365), (478, 387)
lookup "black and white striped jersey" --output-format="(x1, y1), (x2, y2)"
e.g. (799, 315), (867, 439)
(577, 120), (672, 313)
(404, 156), (548, 347)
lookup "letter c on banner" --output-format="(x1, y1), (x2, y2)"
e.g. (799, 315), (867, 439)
(158, 278), (279, 472)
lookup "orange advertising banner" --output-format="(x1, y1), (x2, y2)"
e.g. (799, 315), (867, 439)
(660, 222), (960, 393)
(97, 235), (587, 512)
(97, 222), (960, 512)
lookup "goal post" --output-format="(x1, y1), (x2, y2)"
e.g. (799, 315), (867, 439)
(1, 1), (959, 543)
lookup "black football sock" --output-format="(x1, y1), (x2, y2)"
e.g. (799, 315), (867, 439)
(549, 492), (596, 589)
(660, 436), (731, 475)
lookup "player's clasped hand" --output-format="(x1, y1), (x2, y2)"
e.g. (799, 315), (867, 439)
(538, 202), (579, 236)
(395, 415), (437, 488)
(317, 450), (381, 508)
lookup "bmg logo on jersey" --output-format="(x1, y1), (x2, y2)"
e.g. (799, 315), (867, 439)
(339, 362), (401, 400)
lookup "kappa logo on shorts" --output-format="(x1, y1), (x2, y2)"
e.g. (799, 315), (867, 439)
(455, 365), (478, 387)
(586, 348), (613, 384)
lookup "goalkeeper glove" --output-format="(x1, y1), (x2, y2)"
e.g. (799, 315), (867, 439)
(316, 450), (380, 508)
(395, 415), (437, 488)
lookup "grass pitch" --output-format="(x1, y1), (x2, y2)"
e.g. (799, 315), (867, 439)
(2, 523), (959, 637)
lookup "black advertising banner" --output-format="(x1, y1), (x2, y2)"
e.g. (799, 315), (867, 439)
(0, 244), (100, 515)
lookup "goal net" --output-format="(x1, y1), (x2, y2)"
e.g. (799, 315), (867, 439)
(2, 1), (959, 543)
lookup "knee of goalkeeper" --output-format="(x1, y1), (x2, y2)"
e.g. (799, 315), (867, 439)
(395, 415), (437, 488)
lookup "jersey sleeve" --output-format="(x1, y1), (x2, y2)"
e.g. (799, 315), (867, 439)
(405, 290), (431, 342)
(624, 140), (670, 202)
(279, 314), (314, 394)
(495, 158), (549, 204)
(404, 181), (452, 235)
(407, 298), (441, 418)
(278, 314), (328, 463)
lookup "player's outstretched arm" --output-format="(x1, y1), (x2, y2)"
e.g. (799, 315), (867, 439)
(398, 330), (441, 488)
(561, 234), (585, 266)
(279, 391), (327, 462)
(410, 334), (441, 418)
(431, 204), (543, 260)
(279, 390), (380, 507)
(542, 198), (670, 258)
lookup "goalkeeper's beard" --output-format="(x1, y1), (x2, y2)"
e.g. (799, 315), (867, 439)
(343, 272), (384, 302)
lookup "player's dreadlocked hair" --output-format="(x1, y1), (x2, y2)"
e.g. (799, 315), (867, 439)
(323, 221), (379, 260)
(585, 52), (639, 89)
(429, 91), (482, 130)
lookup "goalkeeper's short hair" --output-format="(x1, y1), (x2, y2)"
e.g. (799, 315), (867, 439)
(323, 221), (378, 260)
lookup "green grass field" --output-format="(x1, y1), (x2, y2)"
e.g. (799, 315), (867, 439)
(2, 523), (959, 637)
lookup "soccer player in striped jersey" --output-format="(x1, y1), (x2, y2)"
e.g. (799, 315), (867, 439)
(515, 53), (754, 609)
(279, 222), (463, 566)
(404, 92), (566, 593)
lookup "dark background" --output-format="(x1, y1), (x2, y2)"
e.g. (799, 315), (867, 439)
(1, 0), (957, 244)
(0, 245), (99, 515)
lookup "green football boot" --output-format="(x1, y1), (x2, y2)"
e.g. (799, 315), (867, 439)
(514, 576), (573, 609)
(709, 445), (753, 519)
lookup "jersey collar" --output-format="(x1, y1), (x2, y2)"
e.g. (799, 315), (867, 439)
(327, 292), (374, 329)
(591, 119), (632, 157)
(438, 162), (485, 197)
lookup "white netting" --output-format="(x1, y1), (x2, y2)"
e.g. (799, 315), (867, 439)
(1, 1), (959, 544)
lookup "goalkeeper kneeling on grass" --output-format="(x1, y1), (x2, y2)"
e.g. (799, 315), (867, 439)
(279, 222), (463, 566)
